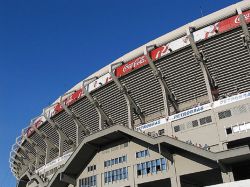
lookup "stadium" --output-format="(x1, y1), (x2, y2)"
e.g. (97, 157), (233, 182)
(9, 1), (250, 187)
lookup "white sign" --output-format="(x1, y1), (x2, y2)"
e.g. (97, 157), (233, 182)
(36, 152), (72, 174)
(193, 23), (219, 42)
(232, 122), (250, 133)
(213, 91), (250, 108)
(136, 118), (167, 131)
(88, 73), (112, 93)
(168, 103), (211, 122)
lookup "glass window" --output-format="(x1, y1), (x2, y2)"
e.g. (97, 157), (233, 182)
(115, 158), (118, 164)
(111, 159), (114, 166)
(174, 125), (180, 132)
(106, 160), (110, 167)
(225, 110), (232, 117)
(137, 151), (141, 158)
(117, 168), (121, 180)
(123, 167), (127, 179)
(200, 116), (212, 125)
(146, 161), (151, 174)
(141, 150), (145, 157)
(156, 159), (161, 172)
(158, 129), (165, 135)
(161, 158), (166, 170)
(108, 171), (112, 182)
(123, 155), (127, 162)
(200, 117), (206, 125)
(218, 110), (232, 119)
(93, 176), (96, 186)
(124, 142), (128, 147)
(142, 162), (147, 175)
(114, 170), (117, 181)
(136, 152), (139, 158)
(90, 176), (93, 186)
(78, 179), (81, 187)
(137, 164), (142, 176)
(104, 172), (108, 183)
(226, 127), (232, 134)
(111, 170), (115, 181)
(119, 156), (122, 163)
(192, 120), (199, 127)
(119, 168), (123, 179)
(85, 178), (88, 186)
(151, 160), (156, 173)
(145, 150), (149, 156)
(206, 116), (212, 123)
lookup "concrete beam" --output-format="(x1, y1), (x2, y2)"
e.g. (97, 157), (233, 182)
(59, 173), (76, 186)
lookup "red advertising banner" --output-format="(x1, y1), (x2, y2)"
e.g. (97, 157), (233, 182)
(115, 55), (149, 77)
(65, 89), (83, 106)
(150, 46), (168, 61)
(218, 10), (250, 33)
(53, 88), (83, 115)
(27, 117), (44, 137)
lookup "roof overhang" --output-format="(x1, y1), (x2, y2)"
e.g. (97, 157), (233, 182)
(36, 124), (250, 187)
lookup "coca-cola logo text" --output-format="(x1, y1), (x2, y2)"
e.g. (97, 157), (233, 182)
(234, 12), (250, 24)
(122, 56), (148, 73)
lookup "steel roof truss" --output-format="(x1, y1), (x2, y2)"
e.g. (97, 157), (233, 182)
(237, 8), (250, 54)
(110, 63), (145, 129)
(144, 45), (179, 116)
(43, 109), (75, 156)
(187, 28), (215, 103)
(82, 78), (113, 130)
(60, 93), (91, 146)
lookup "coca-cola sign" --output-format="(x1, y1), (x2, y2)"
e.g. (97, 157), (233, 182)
(48, 88), (83, 117)
(234, 11), (250, 24)
(27, 117), (45, 137)
(150, 35), (190, 61)
(115, 55), (149, 77)
(218, 10), (250, 33)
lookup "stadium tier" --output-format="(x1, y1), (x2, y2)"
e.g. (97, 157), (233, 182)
(10, 1), (250, 187)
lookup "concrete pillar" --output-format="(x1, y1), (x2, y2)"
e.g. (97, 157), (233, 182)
(221, 169), (234, 183)
(97, 173), (102, 187)
(171, 175), (181, 187)
(219, 164), (234, 183)
(128, 164), (137, 187)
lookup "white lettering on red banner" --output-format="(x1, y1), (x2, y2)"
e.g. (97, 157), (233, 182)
(218, 10), (250, 33)
(27, 116), (45, 137)
(115, 55), (149, 77)
(150, 36), (190, 61)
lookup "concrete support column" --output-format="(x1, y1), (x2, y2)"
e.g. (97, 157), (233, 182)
(82, 79), (113, 130)
(170, 156), (181, 187)
(186, 28), (214, 103)
(237, 8), (250, 55)
(109, 64), (145, 129)
(219, 162), (234, 183)
(128, 165), (137, 187)
(171, 175), (181, 187)
(221, 168), (234, 183)
(144, 45), (179, 116)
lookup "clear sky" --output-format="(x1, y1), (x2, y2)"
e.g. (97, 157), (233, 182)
(0, 0), (240, 186)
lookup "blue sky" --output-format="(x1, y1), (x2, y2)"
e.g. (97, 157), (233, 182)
(0, 0), (240, 186)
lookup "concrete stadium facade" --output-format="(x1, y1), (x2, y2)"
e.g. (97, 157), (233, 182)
(10, 1), (250, 186)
